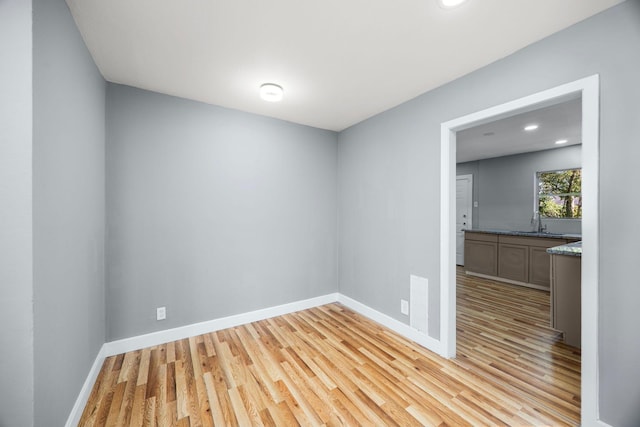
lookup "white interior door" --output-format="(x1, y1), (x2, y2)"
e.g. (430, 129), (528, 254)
(456, 175), (473, 265)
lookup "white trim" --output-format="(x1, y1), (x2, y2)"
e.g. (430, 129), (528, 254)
(103, 293), (443, 358)
(65, 345), (108, 427)
(440, 121), (457, 358)
(337, 294), (443, 355)
(580, 74), (600, 427)
(103, 293), (339, 356)
(66, 293), (337, 425)
(66, 292), (445, 424)
(465, 271), (550, 291)
(440, 75), (600, 425)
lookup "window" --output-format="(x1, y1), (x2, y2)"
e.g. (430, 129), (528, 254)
(537, 168), (582, 218)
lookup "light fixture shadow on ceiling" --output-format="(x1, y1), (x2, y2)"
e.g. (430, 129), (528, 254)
(437, 0), (470, 9)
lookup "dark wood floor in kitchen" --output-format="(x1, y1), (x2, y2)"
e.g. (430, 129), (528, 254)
(80, 268), (580, 426)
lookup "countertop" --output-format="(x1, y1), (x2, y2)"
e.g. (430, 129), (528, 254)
(464, 228), (582, 240)
(546, 241), (582, 257)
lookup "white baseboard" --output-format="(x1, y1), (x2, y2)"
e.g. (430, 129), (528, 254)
(337, 294), (443, 356)
(67, 292), (444, 425)
(66, 293), (338, 425)
(103, 293), (339, 357)
(65, 345), (107, 427)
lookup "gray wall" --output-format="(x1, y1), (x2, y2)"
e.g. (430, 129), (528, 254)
(32, 0), (106, 425)
(0, 1), (34, 425)
(2, 1), (637, 424)
(106, 85), (338, 340)
(338, 1), (640, 425)
(457, 145), (582, 235)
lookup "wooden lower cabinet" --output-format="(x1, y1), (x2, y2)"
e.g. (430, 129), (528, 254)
(550, 254), (581, 348)
(529, 246), (553, 287)
(464, 233), (497, 276)
(465, 231), (569, 290)
(498, 243), (528, 283)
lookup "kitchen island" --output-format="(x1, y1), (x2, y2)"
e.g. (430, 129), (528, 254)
(547, 241), (581, 348)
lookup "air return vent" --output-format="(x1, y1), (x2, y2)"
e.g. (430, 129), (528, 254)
(410, 275), (429, 334)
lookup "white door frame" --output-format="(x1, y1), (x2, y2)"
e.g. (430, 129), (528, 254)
(439, 75), (600, 425)
(455, 174), (473, 265)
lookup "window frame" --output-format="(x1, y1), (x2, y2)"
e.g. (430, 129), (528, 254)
(534, 167), (582, 219)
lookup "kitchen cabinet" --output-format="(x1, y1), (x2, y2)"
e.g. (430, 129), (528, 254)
(527, 237), (574, 289)
(465, 231), (569, 290)
(498, 242), (528, 283)
(529, 246), (552, 286)
(550, 253), (581, 348)
(464, 232), (497, 276)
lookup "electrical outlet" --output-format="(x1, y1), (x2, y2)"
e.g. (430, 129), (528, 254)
(156, 306), (166, 320)
(400, 299), (409, 315)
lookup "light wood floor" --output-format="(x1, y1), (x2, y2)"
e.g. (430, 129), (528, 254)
(80, 270), (580, 426)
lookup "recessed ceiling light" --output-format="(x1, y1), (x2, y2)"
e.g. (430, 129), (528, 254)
(438, 0), (469, 8)
(260, 83), (284, 102)
(555, 139), (568, 145)
(524, 124), (539, 131)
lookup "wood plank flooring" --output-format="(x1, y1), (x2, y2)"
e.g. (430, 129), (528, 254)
(80, 270), (580, 426)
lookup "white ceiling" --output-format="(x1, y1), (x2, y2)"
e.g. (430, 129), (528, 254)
(457, 97), (582, 163)
(65, 0), (622, 131)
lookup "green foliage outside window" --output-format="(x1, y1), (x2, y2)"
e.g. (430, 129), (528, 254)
(537, 169), (582, 218)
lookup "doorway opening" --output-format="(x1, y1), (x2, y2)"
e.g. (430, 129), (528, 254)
(439, 75), (599, 424)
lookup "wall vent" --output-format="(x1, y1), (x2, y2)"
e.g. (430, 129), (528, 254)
(410, 275), (429, 334)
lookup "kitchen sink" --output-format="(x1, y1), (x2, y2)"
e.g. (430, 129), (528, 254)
(515, 230), (564, 237)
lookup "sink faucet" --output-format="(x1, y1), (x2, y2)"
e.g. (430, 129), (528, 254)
(531, 213), (547, 233)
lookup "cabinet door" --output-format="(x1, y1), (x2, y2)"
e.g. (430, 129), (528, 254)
(529, 246), (552, 289)
(464, 240), (497, 276)
(498, 244), (528, 283)
(551, 255), (582, 348)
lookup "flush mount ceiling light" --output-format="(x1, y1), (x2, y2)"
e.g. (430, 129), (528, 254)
(438, 0), (469, 8)
(260, 83), (284, 102)
(555, 139), (568, 145)
(524, 124), (539, 131)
